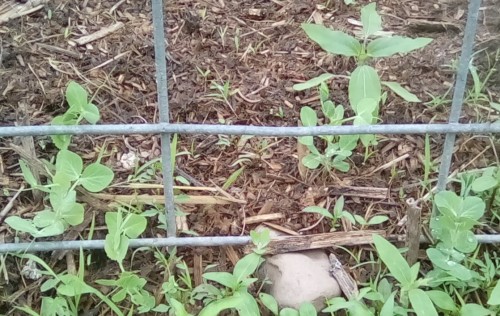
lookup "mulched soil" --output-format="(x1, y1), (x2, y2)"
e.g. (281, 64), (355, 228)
(0, 0), (499, 314)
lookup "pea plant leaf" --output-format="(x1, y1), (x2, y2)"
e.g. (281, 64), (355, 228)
(80, 163), (114, 192)
(56, 150), (83, 181)
(472, 175), (498, 192)
(5, 216), (40, 236)
(360, 3), (382, 38)
(66, 81), (88, 112)
(300, 106), (318, 127)
(293, 73), (335, 91)
(382, 81), (421, 102)
(301, 23), (362, 57)
(302, 153), (322, 169)
(367, 36), (433, 57)
(121, 213), (147, 239)
(82, 103), (100, 124)
(373, 234), (413, 287)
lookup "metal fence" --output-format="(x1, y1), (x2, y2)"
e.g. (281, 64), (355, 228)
(0, 0), (498, 253)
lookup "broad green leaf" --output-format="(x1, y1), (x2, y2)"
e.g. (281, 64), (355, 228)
(82, 103), (100, 124)
(41, 278), (60, 292)
(372, 234), (412, 286)
(367, 215), (389, 225)
(454, 230), (477, 253)
(105, 212), (119, 234)
(56, 150), (83, 181)
(203, 272), (238, 289)
(300, 106), (318, 127)
(322, 100), (336, 119)
(281, 308), (300, 316)
(303, 206), (334, 219)
(301, 23), (362, 57)
(360, 3), (382, 38)
(459, 304), (493, 316)
(36, 221), (65, 237)
(299, 136), (314, 146)
(338, 135), (358, 151)
(293, 73), (335, 91)
(382, 81), (421, 102)
(122, 214), (147, 238)
(233, 252), (261, 283)
(333, 196), (345, 216)
(332, 159), (350, 172)
(51, 116), (72, 150)
(380, 292), (395, 316)
(367, 36), (433, 57)
(80, 163), (114, 192)
(199, 292), (259, 316)
(354, 98), (379, 121)
(377, 278), (393, 300)
(425, 290), (457, 312)
(408, 289), (438, 316)
(299, 302), (317, 316)
(259, 293), (279, 315)
(19, 160), (38, 188)
(349, 65), (381, 109)
(104, 234), (128, 263)
(50, 189), (77, 216)
(472, 175), (498, 192)
(169, 298), (192, 316)
(488, 280), (500, 305)
(460, 196), (485, 220)
(33, 210), (59, 228)
(434, 191), (461, 218)
(66, 81), (88, 111)
(40, 297), (69, 316)
(302, 153), (322, 169)
(60, 202), (84, 226)
(5, 216), (39, 235)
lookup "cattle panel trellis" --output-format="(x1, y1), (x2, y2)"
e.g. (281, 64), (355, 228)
(0, 0), (499, 254)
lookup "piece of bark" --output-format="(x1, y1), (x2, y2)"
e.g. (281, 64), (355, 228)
(193, 253), (203, 287)
(245, 230), (387, 255)
(327, 185), (388, 199)
(74, 22), (124, 45)
(405, 198), (421, 266)
(329, 253), (358, 300)
(244, 213), (283, 225)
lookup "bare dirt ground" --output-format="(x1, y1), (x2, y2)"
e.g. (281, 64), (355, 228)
(0, 0), (499, 314)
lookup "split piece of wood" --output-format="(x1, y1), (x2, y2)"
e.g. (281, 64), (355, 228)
(74, 22), (124, 46)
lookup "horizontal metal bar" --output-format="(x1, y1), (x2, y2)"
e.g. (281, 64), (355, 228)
(0, 236), (252, 253)
(1, 122), (500, 138)
(0, 234), (499, 254)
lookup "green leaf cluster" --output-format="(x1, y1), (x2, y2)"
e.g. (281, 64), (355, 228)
(51, 81), (100, 150)
(6, 150), (113, 238)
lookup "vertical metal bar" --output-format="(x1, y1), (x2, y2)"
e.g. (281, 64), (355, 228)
(435, 0), (482, 197)
(152, 0), (176, 237)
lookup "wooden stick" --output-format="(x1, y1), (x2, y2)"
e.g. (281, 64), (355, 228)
(74, 22), (124, 45)
(405, 198), (421, 266)
(245, 230), (386, 255)
(327, 185), (388, 199)
(244, 213), (284, 225)
(329, 253), (358, 299)
(92, 193), (246, 206)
